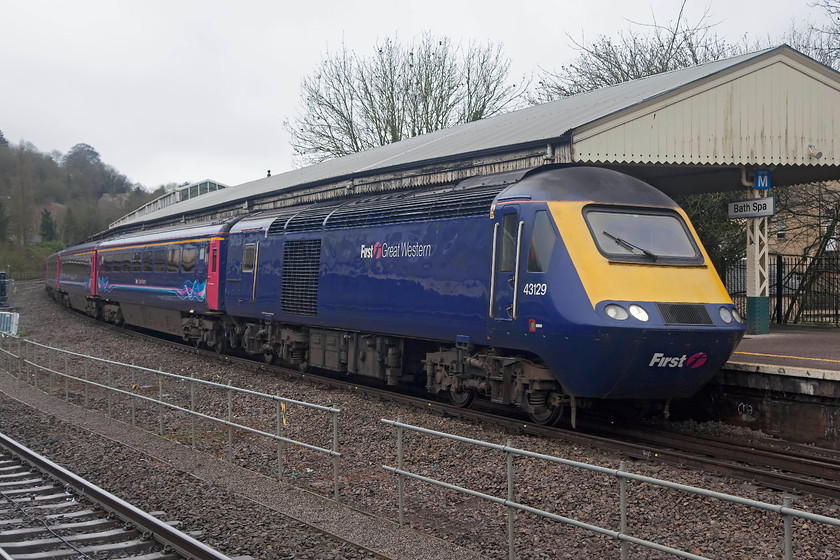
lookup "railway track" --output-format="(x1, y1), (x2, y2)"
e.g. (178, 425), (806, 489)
(258, 359), (840, 501)
(0, 431), (233, 560)
(187, 335), (840, 500)
(38, 304), (840, 502)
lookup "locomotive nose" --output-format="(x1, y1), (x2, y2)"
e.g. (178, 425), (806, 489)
(542, 326), (743, 400)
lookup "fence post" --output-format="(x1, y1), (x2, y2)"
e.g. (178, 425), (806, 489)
(277, 398), (284, 481)
(84, 360), (89, 408)
(397, 415), (404, 527)
(834, 254), (840, 326)
(107, 363), (112, 418)
(49, 348), (53, 395)
(31, 342), (36, 387)
(332, 408), (339, 501)
(64, 355), (69, 401)
(506, 438), (515, 560)
(131, 370), (136, 426)
(191, 373), (196, 448)
(227, 380), (233, 462)
(17, 337), (21, 378)
(159, 374), (164, 436)
(776, 254), (784, 324)
(783, 497), (793, 560)
(620, 460), (628, 560)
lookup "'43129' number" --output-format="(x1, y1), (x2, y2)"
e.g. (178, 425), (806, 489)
(523, 283), (547, 296)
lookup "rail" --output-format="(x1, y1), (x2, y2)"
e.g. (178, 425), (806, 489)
(381, 417), (840, 560)
(0, 430), (233, 560)
(0, 336), (342, 500)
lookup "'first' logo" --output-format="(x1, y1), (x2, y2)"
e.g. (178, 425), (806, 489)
(649, 352), (707, 369)
(360, 242), (382, 259)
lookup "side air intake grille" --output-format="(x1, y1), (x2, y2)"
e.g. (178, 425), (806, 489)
(657, 303), (713, 325)
(281, 240), (321, 315)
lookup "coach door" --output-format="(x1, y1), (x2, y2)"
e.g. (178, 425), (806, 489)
(490, 206), (524, 324)
(206, 238), (222, 310)
(89, 252), (98, 296)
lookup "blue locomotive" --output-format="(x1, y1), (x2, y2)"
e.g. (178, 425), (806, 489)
(46, 166), (745, 425)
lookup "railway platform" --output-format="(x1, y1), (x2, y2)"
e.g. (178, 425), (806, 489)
(707, 325), (840, 448)
(722, 324), (840, 395)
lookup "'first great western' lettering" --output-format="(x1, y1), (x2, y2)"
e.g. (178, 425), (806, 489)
(361, 241), (433, 259)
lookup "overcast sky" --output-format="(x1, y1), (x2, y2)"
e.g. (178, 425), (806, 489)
(0, 0), (827, 190)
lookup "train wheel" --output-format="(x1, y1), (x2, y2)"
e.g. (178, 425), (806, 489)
(212, 338), (229, 355)
(528, 405), (564, 426)
(448, 387), (476, 408)
(527, 392), (565, 425)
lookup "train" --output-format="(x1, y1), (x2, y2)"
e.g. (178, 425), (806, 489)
(45, 165), (745, 426)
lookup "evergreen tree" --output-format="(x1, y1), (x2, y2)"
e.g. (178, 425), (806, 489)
(39, 209), (57, 241)
(61, 209), (80, 245)
(0, 198), (7, 244)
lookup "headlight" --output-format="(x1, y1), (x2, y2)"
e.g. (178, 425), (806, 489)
(732, 309), (743, 323)
(629, 304), (649, 321)
(719, 306), (733, 324)
(605, 304), (629, 320)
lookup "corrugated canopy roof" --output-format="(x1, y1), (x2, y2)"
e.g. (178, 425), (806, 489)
(117, 45), (840, 229)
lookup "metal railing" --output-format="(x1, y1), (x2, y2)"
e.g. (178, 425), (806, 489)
(382, 418), (840, 560)
(0, 336), (342, 499)
(722, 254), (840, 325)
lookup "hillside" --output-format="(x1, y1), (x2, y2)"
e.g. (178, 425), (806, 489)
(0, 129), (170, 274)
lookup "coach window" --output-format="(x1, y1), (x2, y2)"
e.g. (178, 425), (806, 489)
(122, 253), (131, 272)
(499, 213), (518, 273)
(131, 252), (142, 272)
(167, 248), (180, 273)
(182, 246), (197, 273)
(142, 251), (153, 272)
(101, 254), (110, 273)
(527, 211), (557, 273)
(154, 250), (166, 273)
(242, 243), (256, 273)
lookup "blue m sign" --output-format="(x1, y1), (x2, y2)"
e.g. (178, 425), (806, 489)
(755, 170), (771, 189)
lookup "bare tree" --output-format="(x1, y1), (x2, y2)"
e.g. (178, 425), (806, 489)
(286, 33), (526, 165)
(531, 1), (747, 103)
(765, 182), (840, 322)
(783, 0), (840, 69)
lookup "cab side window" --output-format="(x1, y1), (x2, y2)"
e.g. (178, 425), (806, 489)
(527, 211), (557, 273)
(499, 213), (518, 273)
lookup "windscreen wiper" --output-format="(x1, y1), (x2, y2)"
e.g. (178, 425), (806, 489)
(602, 231), (658, 261)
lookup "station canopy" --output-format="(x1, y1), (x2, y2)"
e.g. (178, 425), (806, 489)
(114, 44), (840, 231)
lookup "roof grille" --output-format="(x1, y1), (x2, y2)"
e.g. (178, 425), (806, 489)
(325, 185), (503, 229)
(285, 201), (345, 233)
(281, 240), (321, 315)
(657, 303), (713, 325)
